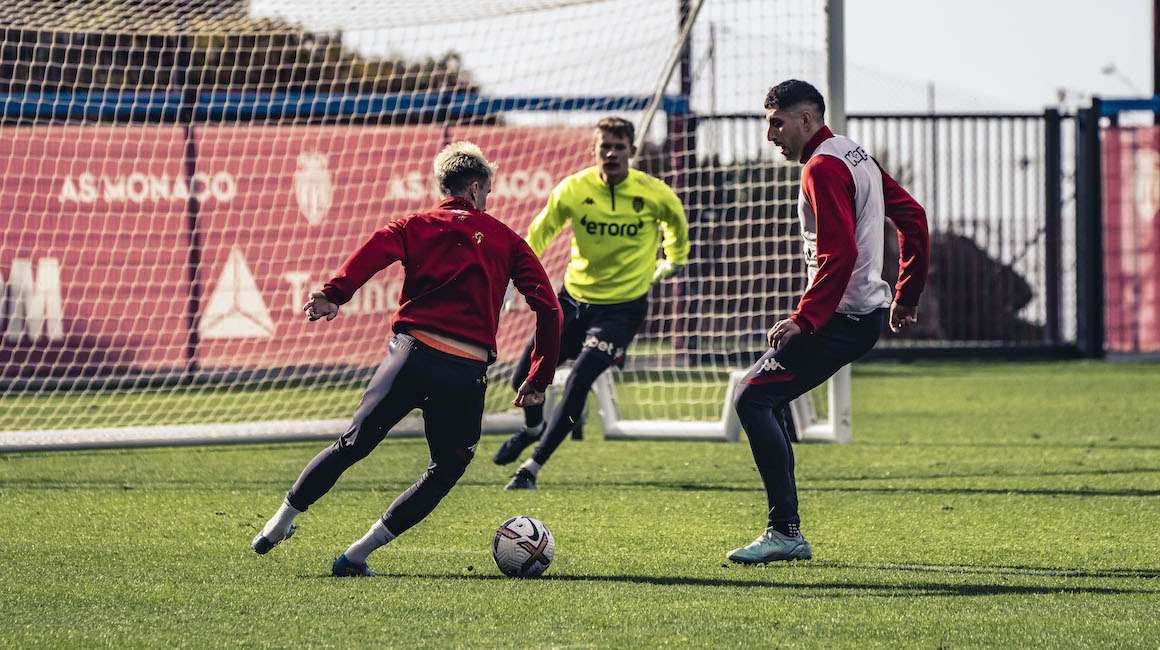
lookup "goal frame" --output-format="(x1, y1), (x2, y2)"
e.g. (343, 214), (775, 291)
(0, 0), (852, 452)
(542, 364), (852, 445)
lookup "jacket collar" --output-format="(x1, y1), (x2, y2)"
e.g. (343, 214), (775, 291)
(800, 126), (835, 163)
(437, 196), (477, 211)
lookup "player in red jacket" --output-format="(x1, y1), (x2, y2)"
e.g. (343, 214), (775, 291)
(251, 142), (562, 576)
(727, 80), (930, 564)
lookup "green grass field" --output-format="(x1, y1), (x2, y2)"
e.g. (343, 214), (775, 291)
(2, 361), (1158, 648)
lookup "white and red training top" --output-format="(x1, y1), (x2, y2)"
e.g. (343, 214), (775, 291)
(791, 126), (929, 333)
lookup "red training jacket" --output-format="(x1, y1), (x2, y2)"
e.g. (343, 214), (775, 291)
(791, 127), (930, 332)
(321, 197), (562, 392)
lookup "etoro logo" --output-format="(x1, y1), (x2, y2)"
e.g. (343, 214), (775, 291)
(293, 151), (334, 225)
(579, 215), (643, 238)
(199, 247), (275, 339)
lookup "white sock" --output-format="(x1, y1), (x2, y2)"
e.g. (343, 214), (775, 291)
(344, 520), (397, 565)
(523, 422), (545, 438)
(519, 459), (542, 476)
(261, 498), (302, 541)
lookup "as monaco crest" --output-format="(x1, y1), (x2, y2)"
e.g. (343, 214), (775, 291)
(293, 151), (333, 225)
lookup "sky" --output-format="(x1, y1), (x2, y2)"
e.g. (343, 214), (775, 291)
(251, 0), (1155, 116)
(845, 0), (1153, 113)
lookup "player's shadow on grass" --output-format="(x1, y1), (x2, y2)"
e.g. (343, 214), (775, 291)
(805, 485), (1160, 498)
(860, 440), (1160, 451)
(831, 562), (1160, 581)
(324, 571), (1156, 597)
(606, 481), (1160, 499)
(618, 481), (761, 493)
(811, 467), (1160, 483)
(5, 476), (1155, 501)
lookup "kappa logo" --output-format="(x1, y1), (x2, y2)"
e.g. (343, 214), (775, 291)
(199, 246), (275, 339)
(473, 232), (484, 244)
(758, 357), (787, 373)
(583, 197), (595, 205)
(293, 152), (334, 225)
(632, 196), (644, 212)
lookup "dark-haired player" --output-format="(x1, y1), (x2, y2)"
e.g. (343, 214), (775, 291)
(252, 141), (562, 576)
(493, 116), (689, 490)
(727, 80), (929, 564)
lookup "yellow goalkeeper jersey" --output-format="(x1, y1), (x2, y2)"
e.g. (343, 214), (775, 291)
(527, 167), (689, 305)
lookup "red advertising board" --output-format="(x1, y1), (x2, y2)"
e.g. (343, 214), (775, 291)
(191, 125), (446, 369)
(0, 126), (191, 376)
(450, 125), (593, 359)
(0, 124), (596, 378)
(192, 124), (592, 369)
(1102, 127), (1160, 354)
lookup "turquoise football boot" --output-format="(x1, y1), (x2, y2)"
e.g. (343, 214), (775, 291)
(251, 524), (296, 555)
(331, 554), (379, 577)
(726, 527), (812, 564)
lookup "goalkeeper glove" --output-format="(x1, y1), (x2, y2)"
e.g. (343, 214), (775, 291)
(652, 260), (683, 283)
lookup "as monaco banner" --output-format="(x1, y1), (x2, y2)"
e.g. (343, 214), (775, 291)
(1102, 127), (1160, 354)
(0, 126), (192, 376)
(192, 125), (448, 370)
(0, 124), (591, 378)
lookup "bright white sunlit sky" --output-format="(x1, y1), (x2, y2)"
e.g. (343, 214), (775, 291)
(251, 0), (1154, 114)
(845, 0), (1153, 113)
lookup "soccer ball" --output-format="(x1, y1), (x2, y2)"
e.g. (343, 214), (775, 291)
(492, 515), (555, 577)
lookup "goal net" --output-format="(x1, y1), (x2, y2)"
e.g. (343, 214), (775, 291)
(0, 0), (845, 451)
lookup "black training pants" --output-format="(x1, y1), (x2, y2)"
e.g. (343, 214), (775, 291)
(733, 309), (886, 527)
(285, 333), (487, 536)
(510, 288), (647, 467)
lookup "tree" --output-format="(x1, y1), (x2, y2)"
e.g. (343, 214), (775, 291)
(0, 0), (488, 124)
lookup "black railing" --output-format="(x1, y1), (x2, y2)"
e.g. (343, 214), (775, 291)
(679, 110), (1088, 359)
(1, 92), (1101, 362)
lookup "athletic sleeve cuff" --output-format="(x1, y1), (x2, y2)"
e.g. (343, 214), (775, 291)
(321, 285), (348, 305)
(790, 314), (815, 334)
(895, 293), (920, 307)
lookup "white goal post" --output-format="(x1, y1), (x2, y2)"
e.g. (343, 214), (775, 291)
(590, 0), (850, 445)
(0, 0), (851, 451)
(544, 365), (850, 444)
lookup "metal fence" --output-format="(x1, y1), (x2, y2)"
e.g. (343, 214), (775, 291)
(687, 110), (1082, 358)
(848, 112), (1077, 355)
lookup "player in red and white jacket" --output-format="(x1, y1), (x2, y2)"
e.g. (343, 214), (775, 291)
(252, 142), (562, 576)
(726, 80), (929, 564)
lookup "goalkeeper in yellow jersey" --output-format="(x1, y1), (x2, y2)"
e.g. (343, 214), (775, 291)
(493, 117), (689, 489)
